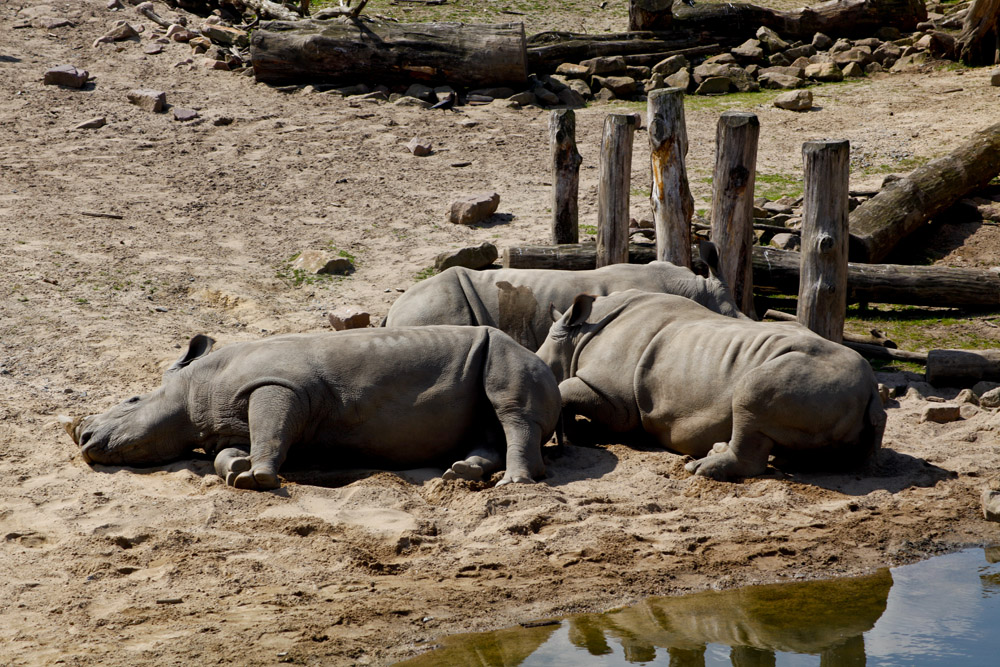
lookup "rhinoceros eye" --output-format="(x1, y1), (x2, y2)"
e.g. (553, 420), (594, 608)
(127, 396), (140, 404)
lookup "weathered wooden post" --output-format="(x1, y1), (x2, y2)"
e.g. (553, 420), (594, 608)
(798, 140), (850, 341)
(647, 87), (694, 267)
(550, 109), (582, 244)
(710, 111), (759, 316)
(596, 113), (639, 268)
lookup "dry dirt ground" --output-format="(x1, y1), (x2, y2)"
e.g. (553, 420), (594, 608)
(4, 1), (1000, 665)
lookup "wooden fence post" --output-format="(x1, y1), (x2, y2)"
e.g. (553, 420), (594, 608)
(710, 111), (759, 317)
(597, 113), (639, 268)
(648, 87), (694, 267)
(550, 109), (582, 244)
(798, 140), (850, 341)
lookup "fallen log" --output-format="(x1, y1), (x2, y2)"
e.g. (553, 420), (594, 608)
(527, 31), (704, 71)
(622, 44), (723, 67)
(957, 0), (1000, 66)
(502, 243), (1000, 308)
(251, 19), (529, 87)
(763, 309), (898, 349)
(927, 349), (1000, 386)
(848, 120), (1000, 263)
(663, 0), (927, 42)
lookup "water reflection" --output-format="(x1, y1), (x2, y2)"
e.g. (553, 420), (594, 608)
(399, 549), (1000, 666)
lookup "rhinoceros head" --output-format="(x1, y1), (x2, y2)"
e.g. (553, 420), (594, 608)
(62, 335), (215, 466)
(536, 293), (596, 383)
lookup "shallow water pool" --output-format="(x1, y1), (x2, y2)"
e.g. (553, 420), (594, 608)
(399, 547), (1000, 666)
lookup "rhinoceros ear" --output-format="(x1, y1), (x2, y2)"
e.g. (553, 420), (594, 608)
(565, 294), (595, 327)
(697, 240), (721, 276)
(165, 334), (215, 376)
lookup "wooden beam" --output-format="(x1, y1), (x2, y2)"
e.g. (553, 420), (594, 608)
(647, 88), (693, 267)
(550, 110), (582, 245)
(597, 114), (639, 267)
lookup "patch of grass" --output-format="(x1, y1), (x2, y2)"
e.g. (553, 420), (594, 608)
(414, 266), (437, 282)
(630, 185), (651, 199)
(755, 172), (803, 201)
(860, 155), (930, 176)
(845, 304), (1000, 352)
(580, 224), (597, 236)
(275, 253), (341, 288)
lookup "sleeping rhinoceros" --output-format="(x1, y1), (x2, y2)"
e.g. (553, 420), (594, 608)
(536, 290), (886, 481)
(62, 326), (561, 490)
(384, 243), (747, 351)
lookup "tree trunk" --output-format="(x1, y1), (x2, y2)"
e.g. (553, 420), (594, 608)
(526, 32), (704, 71)
(647, 87), (693, 267)
(798, 140), (850, 342)
(848, 120), (1000, 263)
(550, 109), (582, 244)
(958, 0), (1000, 66)
(597, 114), (639, 267)
(629, 0), (676, 31)
(502, 243), (1000, 309)
(670, 0), (927, 42)
(251, 19), (529, 87)
(927, 349), (1000, 386)
(710, 111), (759, 318)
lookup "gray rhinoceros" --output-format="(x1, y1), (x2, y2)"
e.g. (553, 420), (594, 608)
(384, 244), (748, 351)
(536, 290), (886, 480)
(62, 326), (561, 490)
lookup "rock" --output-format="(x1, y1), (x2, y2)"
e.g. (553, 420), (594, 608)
(579, 55), (627, 76)
(508, 91), (537, 106)
(469, 87), (516, 99)
(43, 65), (89, 88)
(127, 89), (166, 113)
(652, 55), (689, 77)
(695, 76), (732, 95)
(404, 83), (435, 102)
(212, 115), (234, 126)
(291, 250), (353, 275)
(854, 38), (882, 50)
(557, 87), (587, 108)
(905, 382), (936, 400)
(200, 24), (248, 47)
(763, 201), (793, 215)
(831, 38), (853, 53)
(692, 62), (729, 84)
(732, 39), (764, 62)
(991, 69), (1000, 87)
(327, 307), (370, 331)
(200, 58), (229, 71)
(960, 404), (980, 419)
(756, 26), (788, 53)
(811, 32), (833, 50)
(770, 233), (800, 250)
(394, 96), (431, 109)
(167, 25), (194, 43)
(539, 74), (569, 92)
(833, 47), (873, 66)
(768, 52), (792, 67)
(644, 73), (666, 93)
(94, 21), (139, 46)
(188, 35), (212, 53)
(805, 62), (843, 82)
(790, 56), (812, 70)
(866, 62), (885, 74)
(873, 43), (902, 65)
(449, 192), (500, 225)
(143, 43), (164, 55)
(921, 404), (961, 423)
(983, 490), (1000, 522)
(626, 65), (651, 81)
(760, 65), (805, 79)
(434, 242), (499, 271)
(759, 72), (803, 90)
(842, 62), (864, 78)
(956, 388), (979, 406)
(594, 88), (616, 101)
(566, 78), (594, 99)
(406, 137), (432, 156)
(876, 26), (901, 41)
(705, 53), (738, 65)
(722, 66), (759, 92)
(594, 75), (638, 98)
(555, 62), (590, 79)
(664, 69), (690, 90)
(534, 86), (561, 106)
(773, 89), (812, 111)
(784, 44), (817, 60)
(75, 117), (106, 131)
(890, 52), (928, 72)
(979, 387), (1000, 409)
(172, 108), (199, 122)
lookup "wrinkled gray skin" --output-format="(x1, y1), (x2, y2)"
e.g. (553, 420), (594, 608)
(384, 251), (748, 351)
(64, 326), (561, 490)
(536, 290), (887, 481)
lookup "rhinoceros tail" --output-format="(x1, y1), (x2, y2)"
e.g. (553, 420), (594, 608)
(861, 381), (887, 465)
(456, 268), (495, 327)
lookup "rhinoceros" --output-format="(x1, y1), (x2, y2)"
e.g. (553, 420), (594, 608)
(62, 327), (561, 490)
(384, 243), (747, 351)
(536, 290), (886, 480)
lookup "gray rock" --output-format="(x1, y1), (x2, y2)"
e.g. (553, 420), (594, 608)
(664, 69), (691, 91)
(539, 74), (569, 92)
(833, 47), (873, 66)
(732, 39), (764, 61)
(811, 32), (833, 50)
(644, 73), (666, 93)
(866, 62), (886, 74)
(842, 62), (864, 78)
(770, 233), (800, 250)
(652, 55), (689, 77)
(626, 65), (651, 80)
(790, 56), (812, 70)
(979, 387), (1000, 409)
(763, 201), (793, 215)
(533, 86), (561, 106)
(921, 404), (962, 423)
(756, 26), (789, 53)
(991, 69), (1000, 87)
(200, 24), (249, 47)
(393, 96), (432, 109)
(94, 21), (139, 46)
(580, 55), (627, 76)
(557, 86), (587, 108)
(172, 107), (199, 122)
(449, 192), (500, 225)
(956, 388), (979, 406)
(695, 76), (732, 95)
(760, 65), (805, 79)
(890, 52), (929, 72)
(555, 62), (590, 79)
(692, 62), (730, 84)
(435, 242), (499, 271)
(873, 43), (902, 65)
(758, 72), (803, 89)
(508, 91), (537, 106)
(983, 489), (1000, 522)
(805, 62), (843, 81)
(127, 89), (166, 113)
(566, 78), (594, 99)
(75, 116), (106, 130)
(404, 83), (435, 102)
(767, 52), (792, 67)
(291, 250), (353, 275)
(831, 38), (853, 53)
(406, 137), (432, 157)
(723, 66), (759, 92)
(143, 43), (164, 55)
(784, 44), (817, 60)
(773, 89), (813, 111)
(876, 26), (901, 41)
(906, 382), (936, 400)
(200, 58), (229, 71)
(705, 53), (738, 65)
(43, 65), (89, 88)
(854, 38), (882, 50)
(327, 307), (370, 331)
(594, 75), (638, 98)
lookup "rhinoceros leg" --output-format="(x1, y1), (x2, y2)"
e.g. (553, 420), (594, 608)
(442, 446), (502, 481)
(495, 417), (545, 486)
(558, 377), (635, 432)
(231, 385), (305, 491)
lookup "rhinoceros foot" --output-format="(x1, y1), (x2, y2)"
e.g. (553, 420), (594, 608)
(685, 443), (765, 481)
(232, 468), (280, 490)
(496, 474), (535, 486)
(214, 447), (251, 485)
(442, 447), (502, 482)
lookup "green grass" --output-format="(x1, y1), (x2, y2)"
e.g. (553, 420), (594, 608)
(755, 173), (803, 201)
(846, 304), (1000, 352)
(275, 253), (343, 287)
(860, 155), (930, 176)
(414, 266), (437, 281)
(580, 224), (597, 236)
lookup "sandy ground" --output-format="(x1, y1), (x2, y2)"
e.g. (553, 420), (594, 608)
(4, 1), (1000, 665)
